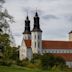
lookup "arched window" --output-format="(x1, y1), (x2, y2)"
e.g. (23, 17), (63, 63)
(38, 35), (39, 39)
(35, 35), (36, 39)
(38, 42), (40, 48)
(35, 41), (36, 48)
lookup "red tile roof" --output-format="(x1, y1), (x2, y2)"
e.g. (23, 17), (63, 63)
(24, 40), (31, 48)
(53, 53), (72, 61)
(42, 40), (72, 49)
(24, 40), (72, 49)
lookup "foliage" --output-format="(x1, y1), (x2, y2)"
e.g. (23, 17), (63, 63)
(0, 33), (13, 66)
(27, 63), (37, 68)
(0, 0), (15, 66)
(0, 0), (14, 31)
(40, 53), (66, 70)
(30, 53), (66, 70)
(17, 58), (29, 67)
(11, 47), (19, 61)
(30, 54), (41, 64)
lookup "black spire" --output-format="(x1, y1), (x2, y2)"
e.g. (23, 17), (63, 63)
(69, 30), (72, 34)
(32, 12), (42, 32)
(23, 16), (31, 34)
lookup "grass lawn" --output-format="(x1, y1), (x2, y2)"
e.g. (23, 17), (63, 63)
(0, 65), (72, 72)
(0, 65), (46, 72)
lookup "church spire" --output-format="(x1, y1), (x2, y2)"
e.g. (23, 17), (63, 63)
(32, 11), (42, 32)
(23, 15), (31, 34)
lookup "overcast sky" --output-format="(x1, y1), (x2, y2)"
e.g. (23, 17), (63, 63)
(3, 0), (72, 46)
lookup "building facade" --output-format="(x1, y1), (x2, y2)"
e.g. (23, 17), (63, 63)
(19, 12), (72, 68)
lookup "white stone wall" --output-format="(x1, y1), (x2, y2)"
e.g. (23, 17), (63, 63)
(19, 39), (33, 60)
(66, 61), (72, 68)
(19, 40), (28, 60)
(23, 34), (31, 40)
(69, 33), (72, 41)
(27, 48), (33, 60)
(43, 49), (72, 53)
(32, 32), (42, 54)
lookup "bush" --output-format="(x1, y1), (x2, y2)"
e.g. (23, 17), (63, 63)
(27, 63), (37, 68)
(17, 58), (29, 67)
(1, 59), (12, 66)
(40, 53), (66, 70)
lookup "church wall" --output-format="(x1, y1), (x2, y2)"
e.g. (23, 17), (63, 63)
(32, 32), (42, 54)
(27, 48), (33, 60)
(23, 34), (31, 40)
(43, 49), (72, 53)
(66, 61), (72, 68)
(19, 40), (28, 60)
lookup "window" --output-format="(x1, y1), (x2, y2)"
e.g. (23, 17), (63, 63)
(48, 51), (50, 53)
(38, 42), (40, 48)
(35, 42), (36, 48)
(55, 50), (57, 53)
(62, 50), (64, 53)
(28, 36), (31, 39)
(38, 35), (39, 39)
(52, 51), (54, 53)
(35, 35), (36, 39)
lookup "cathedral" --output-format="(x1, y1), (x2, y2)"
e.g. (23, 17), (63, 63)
(19, 12), (72, 68)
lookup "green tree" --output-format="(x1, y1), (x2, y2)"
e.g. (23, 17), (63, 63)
(0, 0), (14, 34)
(0, 0), (15, 66)
(0, 34), (13, 66)
(11, 47), (19, 61)
(40, 53), (66, 70)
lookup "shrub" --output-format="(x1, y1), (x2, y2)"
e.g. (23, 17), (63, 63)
(27, 63), (36, 68)
(17, 58), (29, 67)
(1, 59), (12, 66)
(40, 53), (66, 70)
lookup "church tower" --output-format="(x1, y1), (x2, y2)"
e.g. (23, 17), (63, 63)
(69, 31), (72, 41)
(19, 16), (31, 60)
(23, 16), (31, 40)
(31, 12), (42, 54)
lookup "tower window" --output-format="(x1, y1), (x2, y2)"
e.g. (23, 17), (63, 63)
(38, 35), (39, 39)
(38, 42), (40, 48)
(35, 35), (36, 39)
(35, 42), (36, 48)
(38, 35), (41, 39)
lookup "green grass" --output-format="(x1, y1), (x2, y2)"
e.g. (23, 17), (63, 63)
(0, 65), (44, 72)
(0, 65), (72, 72)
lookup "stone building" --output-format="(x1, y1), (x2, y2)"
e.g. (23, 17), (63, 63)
(19, 12), (72, 68)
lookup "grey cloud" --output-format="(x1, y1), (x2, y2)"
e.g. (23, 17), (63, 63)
(12, 33), (22, 37)
(24, 0), (57, 1)
(64, 15), (72, 22)
(42, 15), (59, 20)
